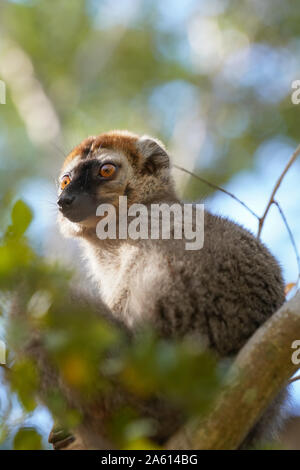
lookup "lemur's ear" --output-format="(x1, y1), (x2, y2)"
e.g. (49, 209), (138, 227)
(137, 136), (170, 174)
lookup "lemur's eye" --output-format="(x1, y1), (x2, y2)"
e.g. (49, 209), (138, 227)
(60, 175), (71, 190)
(99, 163), (116, 178)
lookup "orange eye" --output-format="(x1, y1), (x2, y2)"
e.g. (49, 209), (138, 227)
(60, 175), (71, 190)
(99, 163), (116, 178)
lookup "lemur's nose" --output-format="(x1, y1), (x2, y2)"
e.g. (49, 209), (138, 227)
(57, 193), (76, 210)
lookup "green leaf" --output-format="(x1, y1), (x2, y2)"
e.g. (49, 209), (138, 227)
(8, 200), (33, 238)
(13, 428), (42, 450)
(10, 358), (39, 412)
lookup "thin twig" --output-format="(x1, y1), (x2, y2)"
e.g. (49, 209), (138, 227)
(273, 200), (300, 290)
(257, 144), (300, 238)
(173, 164), (260, 221)
(288, 374), (300, 385)
(174, 161), (300, 291)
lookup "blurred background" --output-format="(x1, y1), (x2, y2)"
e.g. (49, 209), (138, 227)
(0, 0), (300, 449)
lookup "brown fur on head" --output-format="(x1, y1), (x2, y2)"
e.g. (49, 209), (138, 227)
(57, 130), (177, 238)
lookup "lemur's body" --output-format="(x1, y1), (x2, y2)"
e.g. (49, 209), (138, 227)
(79, 212), (284, 357)
(32, 131), (289, 448)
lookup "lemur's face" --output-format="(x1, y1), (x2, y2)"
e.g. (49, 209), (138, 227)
(58, 147), (130, 223)
(57, 131), (173, 236)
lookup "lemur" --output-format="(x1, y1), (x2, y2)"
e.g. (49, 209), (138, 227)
(24, 131), (290, 449)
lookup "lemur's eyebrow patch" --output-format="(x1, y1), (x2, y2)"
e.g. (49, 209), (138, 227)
(62, 136), (95, 171)
(92, 132), (141, 167)
(61, 155), (81, 176)
(62, 131), (143, 172)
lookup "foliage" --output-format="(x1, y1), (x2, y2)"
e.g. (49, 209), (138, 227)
(0, 200), (226, 449)
(0, 0), (300, 199)
(13, 427), (42, 450)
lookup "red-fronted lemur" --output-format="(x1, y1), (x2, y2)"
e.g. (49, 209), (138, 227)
(16, 131), (288, 449)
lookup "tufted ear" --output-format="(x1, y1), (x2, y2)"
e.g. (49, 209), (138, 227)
(137, 136), (170, 174)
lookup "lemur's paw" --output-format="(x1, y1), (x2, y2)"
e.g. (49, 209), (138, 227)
(48, 426), (75, 450)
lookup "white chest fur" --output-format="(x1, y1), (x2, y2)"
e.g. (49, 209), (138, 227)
(82, 241), (139, 315)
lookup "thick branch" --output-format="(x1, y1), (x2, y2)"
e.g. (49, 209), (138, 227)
(167, 291), (300, 450)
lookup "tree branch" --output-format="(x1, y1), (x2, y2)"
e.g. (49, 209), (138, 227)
(174, 154), (300, 292)
(166, 291), (300, 450)
(173, 164), (260, 221)
(273, 200), (300, 290)
(257, 144), (300, 238)
(288, 374), (300, 385)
